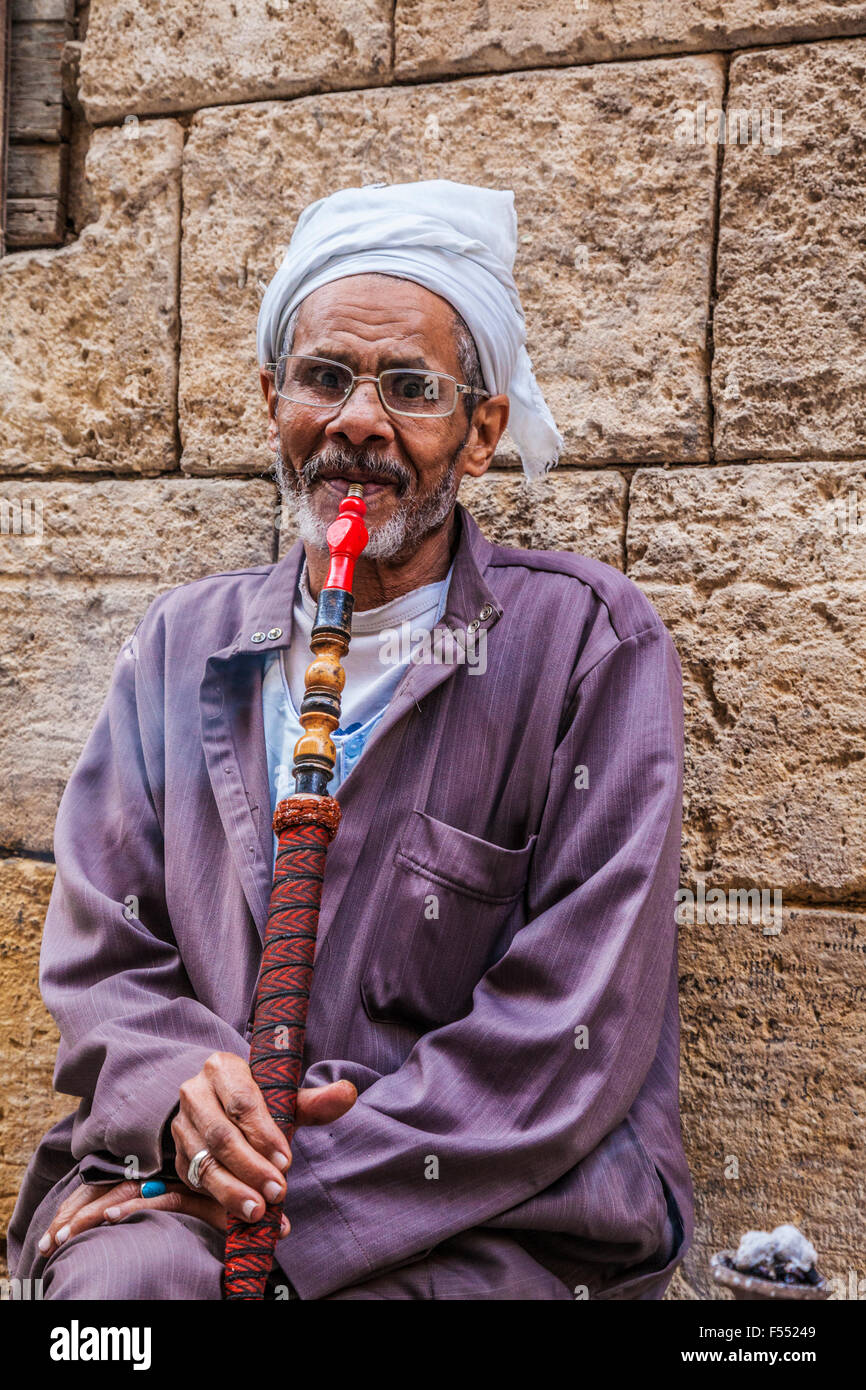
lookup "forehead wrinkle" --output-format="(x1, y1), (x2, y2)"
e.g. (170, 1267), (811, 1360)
(304, 346), (440, 373)
(293, 283), (460, 372)
(295, 325), (456, 374)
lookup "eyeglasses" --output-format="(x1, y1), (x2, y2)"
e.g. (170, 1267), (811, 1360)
(264, 354), (490, 419)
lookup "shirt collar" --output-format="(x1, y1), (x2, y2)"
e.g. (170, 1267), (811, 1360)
(231, 502), (503, 660)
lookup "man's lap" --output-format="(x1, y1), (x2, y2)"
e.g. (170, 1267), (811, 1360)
(39, 1212), (572, 1301)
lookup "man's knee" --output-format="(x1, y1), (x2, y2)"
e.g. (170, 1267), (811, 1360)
(42, 1211), (225, 1301)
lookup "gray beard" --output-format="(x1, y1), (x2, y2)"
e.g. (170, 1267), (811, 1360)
(274, 442), (463, 561)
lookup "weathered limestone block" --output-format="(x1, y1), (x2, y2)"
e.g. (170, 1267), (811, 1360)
(714, 39), (866, 459)
(180, 58), (722, 475)
(459, 468), (625, 568)
(666, 1267), (699, 1300)
(395, 0), (866, 78)
(674, 905), (866, 1299)
(0, 858), (72, 1239)
(628, 461), (866, 902)
(0, 479), (277, 850)
(0, 121), (182, 474)
(61, 42), (98, 238)
(78, 0), (393, 124)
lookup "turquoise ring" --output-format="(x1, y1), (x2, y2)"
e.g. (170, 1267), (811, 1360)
(140, 1180), (167, 1199)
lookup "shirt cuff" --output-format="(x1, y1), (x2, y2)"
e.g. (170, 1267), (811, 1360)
(78, 1099), (180, 1185)
(97, 1044), (247, 1175)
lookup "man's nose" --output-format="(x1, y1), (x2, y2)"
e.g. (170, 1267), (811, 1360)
(324, 379), (395, 446)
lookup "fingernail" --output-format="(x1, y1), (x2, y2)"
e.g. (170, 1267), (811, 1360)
(272, 1152), (290, 1171)
(104, 1206), (121, 1221)
(242, 1199), (258, 1221)
(264, 1181), (283, 1204)
(38, 1233), (52, 1254)
(280, 1217), (290, 1236)
(55, 1225), (70, 1245)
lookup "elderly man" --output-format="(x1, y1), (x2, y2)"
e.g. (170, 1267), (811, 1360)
(10, 180), (693, 1300)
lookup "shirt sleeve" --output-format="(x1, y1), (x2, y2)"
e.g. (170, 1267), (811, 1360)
(39, 605), (250, 1177)
(275, 620), (685, 1298)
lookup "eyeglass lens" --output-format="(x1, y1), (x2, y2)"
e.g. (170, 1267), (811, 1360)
(275, 356), (457, 416)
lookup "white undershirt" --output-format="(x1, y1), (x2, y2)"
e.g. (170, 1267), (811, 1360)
(262, 559), (453, 862)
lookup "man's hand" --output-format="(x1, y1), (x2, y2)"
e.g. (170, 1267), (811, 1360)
(38, 1178), (262, 1257)
(37, 1055), (357, 1256)
(172, 1053), (357, 1225)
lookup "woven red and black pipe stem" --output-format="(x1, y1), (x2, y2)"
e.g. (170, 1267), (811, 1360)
(222, 813), (336, 1298)
(222, 486), (368, 1300)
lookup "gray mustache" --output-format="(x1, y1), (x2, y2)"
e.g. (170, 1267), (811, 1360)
(301, 448), (412, 497)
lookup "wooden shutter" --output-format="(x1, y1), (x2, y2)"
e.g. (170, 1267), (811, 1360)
(5, 0), (74, 250)
(0, 0), (11, 255)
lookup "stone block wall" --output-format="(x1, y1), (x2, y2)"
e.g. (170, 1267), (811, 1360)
(1, 0), (864, 1297)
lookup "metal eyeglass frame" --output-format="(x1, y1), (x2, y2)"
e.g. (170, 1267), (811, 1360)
(264, 353), (491, 420)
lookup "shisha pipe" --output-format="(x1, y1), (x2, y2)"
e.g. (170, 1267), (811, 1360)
(223, 483), (369, 1299)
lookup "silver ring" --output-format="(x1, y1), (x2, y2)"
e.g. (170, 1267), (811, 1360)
(187, 1148), (211, 1190)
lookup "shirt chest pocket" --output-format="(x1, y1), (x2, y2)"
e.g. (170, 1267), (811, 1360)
(361, 810), (537, 1031)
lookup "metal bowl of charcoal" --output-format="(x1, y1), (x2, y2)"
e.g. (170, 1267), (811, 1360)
(711, 1225), (830, 1300)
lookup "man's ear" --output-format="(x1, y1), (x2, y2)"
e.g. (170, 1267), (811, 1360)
(261, 371), (280, 450)
(460, 395), (510, 479)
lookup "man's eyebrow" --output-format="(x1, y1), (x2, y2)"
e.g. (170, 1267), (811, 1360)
(304, 347), (438, 371)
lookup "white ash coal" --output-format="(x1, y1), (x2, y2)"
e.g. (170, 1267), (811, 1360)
(728, 1224), (820, 1286)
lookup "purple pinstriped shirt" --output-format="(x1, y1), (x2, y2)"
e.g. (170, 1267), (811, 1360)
(10, 503), (693, 1298)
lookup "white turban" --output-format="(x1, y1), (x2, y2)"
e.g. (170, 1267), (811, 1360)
(256, 179), (562, 479)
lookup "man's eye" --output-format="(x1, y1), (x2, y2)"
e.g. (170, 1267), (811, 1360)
(311, 366), (342, 389)
(289, 361), (350, 397)
(393, 373), (437, 399)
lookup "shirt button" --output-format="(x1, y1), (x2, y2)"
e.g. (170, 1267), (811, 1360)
(479, 604), (494, 620)
(267, 628), (283, 640)
(467, 619), (480, 634)
(251, 631), (266, 643)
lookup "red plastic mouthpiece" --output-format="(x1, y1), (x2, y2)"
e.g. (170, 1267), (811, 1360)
(324, 489), (368, 591)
